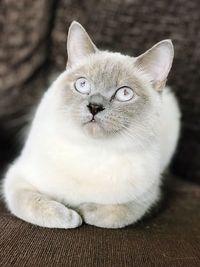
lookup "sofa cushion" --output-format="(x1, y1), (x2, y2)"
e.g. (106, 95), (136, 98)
(0, 0), (53, 165)
(0, 0), (52, 118)
(0, 178), (199, 267)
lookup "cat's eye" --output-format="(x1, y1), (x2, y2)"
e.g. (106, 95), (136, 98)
(74, 78), (91, 94)
(115, 87), (134, 102)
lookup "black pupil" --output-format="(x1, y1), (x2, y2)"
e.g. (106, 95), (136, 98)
(80, 81), (85, 87)
(124, 89), (129, 95)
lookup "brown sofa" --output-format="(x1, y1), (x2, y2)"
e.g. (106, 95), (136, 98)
(0, 0), (200, 266)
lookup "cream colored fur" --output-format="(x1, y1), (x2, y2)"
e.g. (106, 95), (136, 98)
(2, 22), (180, 229)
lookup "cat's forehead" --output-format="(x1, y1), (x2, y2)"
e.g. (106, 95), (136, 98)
(86, 53), (132, 78)
(69, 52), (142, 92)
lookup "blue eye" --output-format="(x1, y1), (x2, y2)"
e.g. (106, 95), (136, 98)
(74, 78), (91, 94)
(115, 87), (134, 102)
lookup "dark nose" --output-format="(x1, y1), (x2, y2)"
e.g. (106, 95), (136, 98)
(87, 103), (105, 116)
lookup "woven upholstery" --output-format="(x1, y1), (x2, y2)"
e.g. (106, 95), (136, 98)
(0, 0), (53, 165)
(0, 0), (53, 118)
(0, 178), (200, 267)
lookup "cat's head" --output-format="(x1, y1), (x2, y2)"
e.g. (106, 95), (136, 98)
(53, 21), (174, 141)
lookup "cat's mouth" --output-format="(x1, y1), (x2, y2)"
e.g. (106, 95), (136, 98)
(83, 117), (104, 136)
(90, 117), (97, 123)
(84, 116), (97, 124)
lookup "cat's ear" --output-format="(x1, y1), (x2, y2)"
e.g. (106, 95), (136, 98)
(66, 21), (98, 67)
(135, 40), (174, 91)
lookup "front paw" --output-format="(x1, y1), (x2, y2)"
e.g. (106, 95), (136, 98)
(78, 203), (130, 229)
(38, 200), (83, 229)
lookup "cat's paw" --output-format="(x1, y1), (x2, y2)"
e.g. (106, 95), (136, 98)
(31, 200), (82, 229)
(78, 203), (130, 229)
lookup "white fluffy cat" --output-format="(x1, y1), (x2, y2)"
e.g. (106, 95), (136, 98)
(2, 21), (180, 229)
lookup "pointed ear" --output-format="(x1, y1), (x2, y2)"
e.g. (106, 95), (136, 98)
(135, 40), (174, 91)
(66, 21), (98, 67)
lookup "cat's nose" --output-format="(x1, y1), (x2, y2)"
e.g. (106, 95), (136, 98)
(87, 103), (105, 116)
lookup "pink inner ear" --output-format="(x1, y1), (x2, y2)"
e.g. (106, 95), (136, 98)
(67, 22), (97, 66)
(136, 41), (173, 88)
(149, 46), (172, 83)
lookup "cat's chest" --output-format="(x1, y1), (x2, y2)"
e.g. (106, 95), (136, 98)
(24, 138), (159, 205)
(40, 144), (137, 185)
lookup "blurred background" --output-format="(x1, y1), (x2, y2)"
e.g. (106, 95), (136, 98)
(0, 0), (200, 183)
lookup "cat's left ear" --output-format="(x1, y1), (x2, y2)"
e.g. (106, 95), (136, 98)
(66, 21), (98, 68)
(135, 40), (174, 91)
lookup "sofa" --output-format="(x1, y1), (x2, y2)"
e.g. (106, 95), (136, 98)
(0, 0), (199, 266)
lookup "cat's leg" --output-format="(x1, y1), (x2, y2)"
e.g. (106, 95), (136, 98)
(77, 203), (136, 228)
(78, 194), (159, 229)
(3, 167), (82, 229)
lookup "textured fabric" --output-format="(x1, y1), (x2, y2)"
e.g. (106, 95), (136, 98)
(0, 179), (200, 267)
(0, 0), (53, 165)
(0, 0), (53, 120)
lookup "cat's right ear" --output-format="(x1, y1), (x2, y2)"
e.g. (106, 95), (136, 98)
(66, 21), (98, 68)
(134, 40), (174, 91)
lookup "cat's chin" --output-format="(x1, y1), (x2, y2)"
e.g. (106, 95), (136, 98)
(83, 121), (106, 138)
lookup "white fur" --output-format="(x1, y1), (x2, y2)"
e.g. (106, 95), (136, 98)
(2, 22), (181, 229)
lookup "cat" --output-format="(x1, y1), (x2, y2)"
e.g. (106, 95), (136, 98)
(2, 21), (180, 229)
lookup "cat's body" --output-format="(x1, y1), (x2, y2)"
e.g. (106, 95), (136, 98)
(2, 22), (180, 229)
